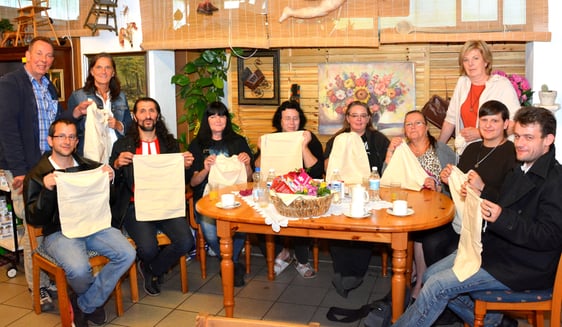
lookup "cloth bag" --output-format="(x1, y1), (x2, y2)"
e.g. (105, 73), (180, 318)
(448, 166), (483, 282)
(326, 132), (370, 185)
(380, 142), (427, 190)
(259, 131), (303, 176)
(54, 166), (111, 238)
(133, 153), (185, 221)
(205, 154), (247, 195)
(83, 101), (118, 164)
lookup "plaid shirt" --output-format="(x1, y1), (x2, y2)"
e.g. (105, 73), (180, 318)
(30, 75), (58, 154)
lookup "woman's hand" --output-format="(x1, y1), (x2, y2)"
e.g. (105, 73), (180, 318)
(302, 130), (312, 147)
(460, 127), (481, 142)
(439, 164), (453, 185)
(204, 154), (217, 171)
(423, 177), (437, 191)
(72, 100), (92, 119)
(466, 170), (484, 193)
(385, 137), (403, 163)
(107, 117), (123, 133)
(237, 152), (252, 167)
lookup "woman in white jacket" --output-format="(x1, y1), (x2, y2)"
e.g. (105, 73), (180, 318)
(438, 40), (520, 154)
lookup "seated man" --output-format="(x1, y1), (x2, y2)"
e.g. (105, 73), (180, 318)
(23, 119), (136, 327)
(393, 106), (562, 327)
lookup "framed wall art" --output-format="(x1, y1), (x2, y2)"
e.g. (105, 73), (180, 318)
(85, 52), (147, 110)
(318, 62), (416, 136)
(47, 69), (64, 101)
(237, 49), (280, 105)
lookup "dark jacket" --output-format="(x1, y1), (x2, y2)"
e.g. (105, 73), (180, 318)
(0, 66), (72, 177)
(482, 146), (562, 291)
(109, 134), (183, 228)
(23, 152), (103, 236)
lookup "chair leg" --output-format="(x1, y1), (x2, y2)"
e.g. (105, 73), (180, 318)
(179, 255), (188, 293)
(32, 258), (42, 314)
(129, 261), (139, 303)
(114, 278), (124, 316)
(55, 271), (71, 327)
(381, 245), (388, 277)
(473, 300), (486, 327)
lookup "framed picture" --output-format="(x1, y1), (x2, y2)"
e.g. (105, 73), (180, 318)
(48, 69), (64, 101)
(318, 62), (416, 136)
(237, 49), (280, 105)
(85, 52), (147, 110)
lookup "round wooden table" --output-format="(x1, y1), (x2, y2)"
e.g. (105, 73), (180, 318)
(196, 184), (454, 322)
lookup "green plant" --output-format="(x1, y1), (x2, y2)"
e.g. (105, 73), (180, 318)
(0, 18), (14, 32)
(541, 84), (550, 92)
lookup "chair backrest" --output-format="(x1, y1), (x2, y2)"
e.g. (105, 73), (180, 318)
(196, 313), (320, 327)
(26, 223), (44, 252)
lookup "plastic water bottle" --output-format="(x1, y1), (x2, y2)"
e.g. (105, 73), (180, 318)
(266, 168), (275, 189)
(329, 168), (344, 204)
(368, 166), (381, 201)
(252, 167), (261, 202)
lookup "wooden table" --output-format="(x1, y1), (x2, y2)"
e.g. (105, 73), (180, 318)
(196, 184), (454, 322)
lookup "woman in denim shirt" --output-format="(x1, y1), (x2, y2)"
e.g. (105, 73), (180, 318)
(68, 53), (132, 157)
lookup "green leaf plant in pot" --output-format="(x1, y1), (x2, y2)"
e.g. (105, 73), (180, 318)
(538, 84), (557, 106)
(171, 48), (243, 149)
(0, 18), (14, 46)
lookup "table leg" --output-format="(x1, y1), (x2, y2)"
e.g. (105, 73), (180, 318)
(265, 234), (275, 280)
(217, 221), (234, 317)
(391, 232), (409, 322)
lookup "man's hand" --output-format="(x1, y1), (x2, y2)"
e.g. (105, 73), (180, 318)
(101, 164), (114, 181)
(43, 173), (56, 191)
(114, 151), (134, 169)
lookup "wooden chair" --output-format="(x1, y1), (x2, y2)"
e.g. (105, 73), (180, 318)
(27, 224), (136, 327)
(196, 312), (321, 327)
(13, 0), (59, 46)
(467, 253), (562, 327)
(126, 232), (188, 294)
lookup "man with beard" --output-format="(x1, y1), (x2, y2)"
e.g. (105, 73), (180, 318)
(109, 97), (195, 296)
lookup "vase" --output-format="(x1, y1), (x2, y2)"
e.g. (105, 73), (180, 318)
(538, 91), (557, 106)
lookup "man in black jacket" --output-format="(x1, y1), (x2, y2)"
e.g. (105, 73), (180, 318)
(110, 97), (194, 297)
(392, 106), (562, 327)
(24, 119), (136, 327)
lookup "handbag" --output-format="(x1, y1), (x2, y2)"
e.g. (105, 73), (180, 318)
(421, 94), (449, 129)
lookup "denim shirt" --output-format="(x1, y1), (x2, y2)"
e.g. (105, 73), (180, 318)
(67, 88), (132, 156)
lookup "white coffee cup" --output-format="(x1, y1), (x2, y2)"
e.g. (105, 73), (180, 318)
(392, 200), (408, 216)
(221, 193), (235, 207)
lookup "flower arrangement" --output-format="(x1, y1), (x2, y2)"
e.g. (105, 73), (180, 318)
(492, 70), (533, 106)
(323, 71), (410, 117)
(270, 168), (330, 197)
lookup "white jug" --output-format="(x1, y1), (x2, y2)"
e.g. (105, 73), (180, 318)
(350, 184), (369, 217)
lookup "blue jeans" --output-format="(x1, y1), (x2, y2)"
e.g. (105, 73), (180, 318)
(196, 211), (245, 263)
(124, 203), (194, 276)
(42, 228), (135, 314)
(393, 253), (507, 327)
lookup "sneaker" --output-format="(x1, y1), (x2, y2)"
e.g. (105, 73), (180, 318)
(206, 244), (218, 257)
(70, 293), (89, 327)
(138, 261), (160, 296)
(84, 306), (106, 325)
(46, 281), (58, 299)
(39, 287), (55, 312)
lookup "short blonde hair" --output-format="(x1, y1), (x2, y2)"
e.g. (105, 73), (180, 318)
(458, 40), (493, 76)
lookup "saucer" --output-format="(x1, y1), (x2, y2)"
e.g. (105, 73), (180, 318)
(387, 208), (414, 216)
(216, 201), (241, 209)
(344, 210), (371, 219)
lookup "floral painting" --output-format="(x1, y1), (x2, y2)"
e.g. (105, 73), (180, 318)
(318, 62), (416, 136)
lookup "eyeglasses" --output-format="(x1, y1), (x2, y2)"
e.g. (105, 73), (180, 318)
(51, 134), (77, 141)
(348, 113), (369, 119)
(404, 121), (426, 128)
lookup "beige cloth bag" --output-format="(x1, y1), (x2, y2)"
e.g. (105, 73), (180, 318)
(83, 101), (117, 164)
(380, 142), (427, 190)
(54, 166), (111, 238)
(133, 153), (185, 221)
(205, 154), (247, 195)
(326, 132), (370, 184)
(449, 167), (483, 282)
(260, 131), (303, 176)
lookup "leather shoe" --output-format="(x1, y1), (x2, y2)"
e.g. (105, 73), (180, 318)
(85, 306), (107, 325)
(498, 315), (518, 327)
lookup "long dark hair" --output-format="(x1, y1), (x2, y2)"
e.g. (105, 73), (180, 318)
(127, 97), (177, 149)
(84, 53), (122, 101)
(272, 100), (307, 132)
(195, 101), (238, 147)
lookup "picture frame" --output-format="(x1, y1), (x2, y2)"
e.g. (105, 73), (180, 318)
(85, 52), (147, 110)
(237, 49), (280, 105)
(47, 69), (64, 101)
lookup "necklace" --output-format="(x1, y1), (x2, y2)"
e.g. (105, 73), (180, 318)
(474, 141), (502, 168)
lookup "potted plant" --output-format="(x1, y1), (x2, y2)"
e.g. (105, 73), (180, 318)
(0, 18), (14, 45)
(538, 84), (557, 106)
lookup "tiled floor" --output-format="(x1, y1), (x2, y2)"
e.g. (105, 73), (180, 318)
(0, 247), (543, 327)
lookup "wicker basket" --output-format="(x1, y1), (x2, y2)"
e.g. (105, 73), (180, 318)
(270, 193), (333, 218)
